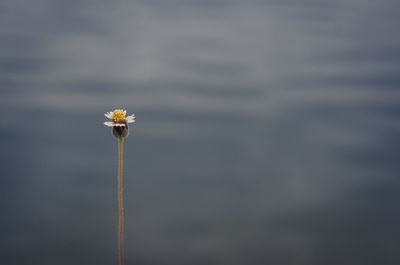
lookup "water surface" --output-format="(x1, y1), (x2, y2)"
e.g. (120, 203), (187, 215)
(1, 1), (400, 264)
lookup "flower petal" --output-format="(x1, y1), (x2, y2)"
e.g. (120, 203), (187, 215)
(104, 121), (114, 127)
(123, 110), (127, 115)
(126, 115), (135, 122)
(105, 113), (112, 119)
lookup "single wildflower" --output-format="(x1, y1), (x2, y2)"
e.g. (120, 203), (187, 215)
(104, 108), (135, 265)
(104, 109), (135, 139)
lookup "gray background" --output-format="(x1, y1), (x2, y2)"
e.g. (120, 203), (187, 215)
(1, 0), (400, 264)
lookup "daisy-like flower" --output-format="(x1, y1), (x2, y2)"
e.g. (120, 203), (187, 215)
(104, 109), (135, 139)
(104, 109), (135, 265)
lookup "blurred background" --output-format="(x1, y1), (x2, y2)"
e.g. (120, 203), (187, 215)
(1, 0), (400, 264)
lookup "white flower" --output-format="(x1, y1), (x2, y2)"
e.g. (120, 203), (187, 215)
(104, 109), (135, 127)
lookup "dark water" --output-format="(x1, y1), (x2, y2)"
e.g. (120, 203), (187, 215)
(1, 1), (400, 264)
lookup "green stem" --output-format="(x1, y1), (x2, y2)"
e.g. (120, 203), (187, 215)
(118, 138), (124, 265)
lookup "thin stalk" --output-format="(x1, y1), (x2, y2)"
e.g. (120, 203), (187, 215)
(118, 138), (124, 265)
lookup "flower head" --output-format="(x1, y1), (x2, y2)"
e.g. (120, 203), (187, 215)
(104, 109), (135, 138)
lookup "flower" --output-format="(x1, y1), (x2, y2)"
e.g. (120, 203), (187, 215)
(104, 109), (135, 126)
(104, 109), (135, 138)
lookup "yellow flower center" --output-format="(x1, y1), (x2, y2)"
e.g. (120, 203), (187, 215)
(111, 109), (126, 123)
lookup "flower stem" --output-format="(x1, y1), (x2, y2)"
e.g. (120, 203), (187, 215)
(118, 137), (124, 265)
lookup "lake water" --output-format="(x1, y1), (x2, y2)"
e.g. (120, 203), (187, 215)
(1, 1), (400, 264)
